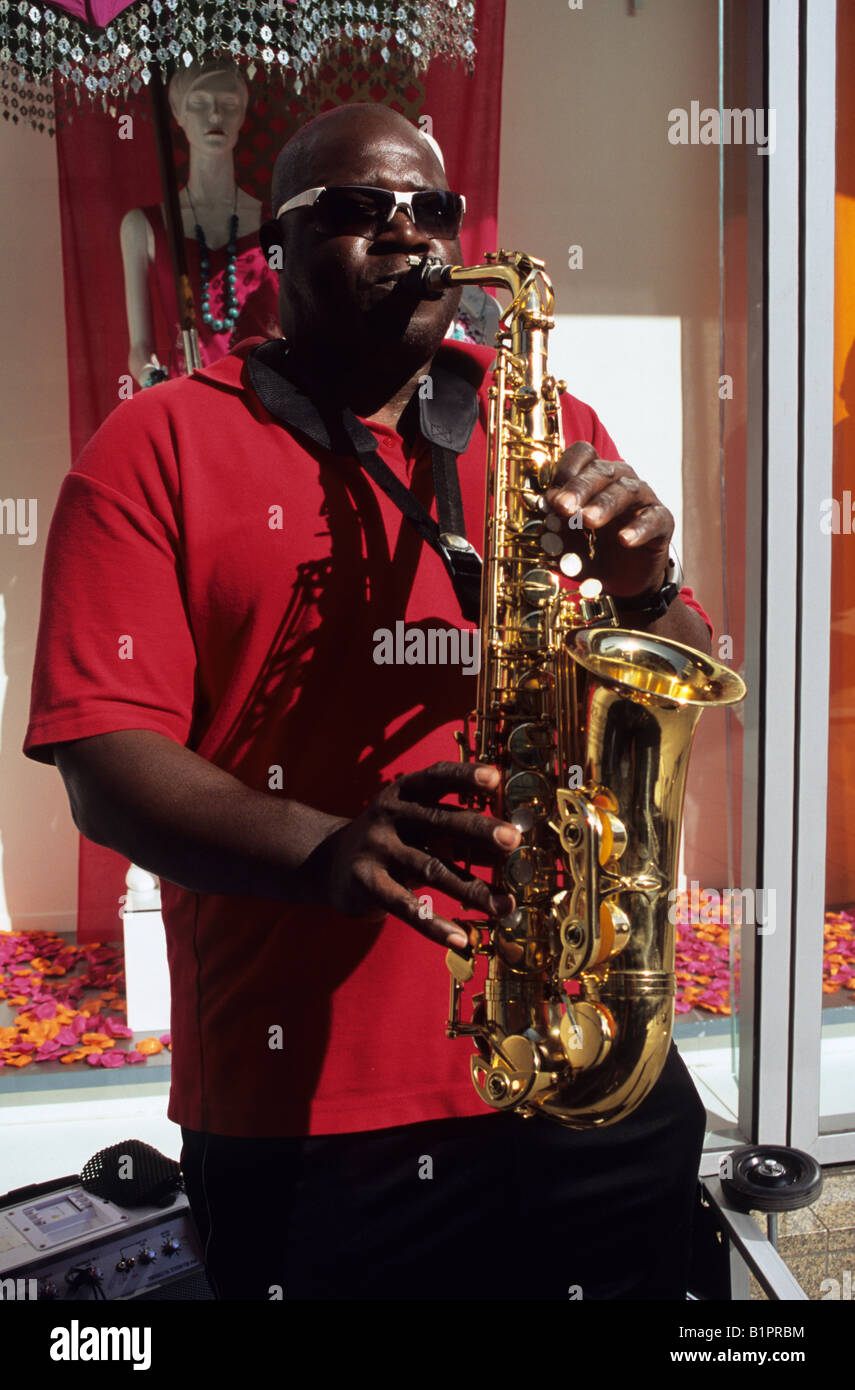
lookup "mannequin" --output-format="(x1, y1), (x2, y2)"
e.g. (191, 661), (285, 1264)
(120, 61), (279, 387)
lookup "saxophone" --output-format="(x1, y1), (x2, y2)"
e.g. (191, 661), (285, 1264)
(407, 249), (746, 1128)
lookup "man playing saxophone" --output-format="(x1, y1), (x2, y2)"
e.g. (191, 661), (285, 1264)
(25, 103), (714, 1300)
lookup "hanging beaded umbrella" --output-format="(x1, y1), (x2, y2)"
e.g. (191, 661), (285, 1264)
(1, 1), (477, 134)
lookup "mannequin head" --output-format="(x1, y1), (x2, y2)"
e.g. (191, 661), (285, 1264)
(168, 62), (248, 156)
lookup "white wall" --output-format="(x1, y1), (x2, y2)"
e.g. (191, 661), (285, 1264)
(0, 118), (77, 933)
(497, 0), (719, 308)
(549, 313), (684, 544)
(497, 0), (720, 558)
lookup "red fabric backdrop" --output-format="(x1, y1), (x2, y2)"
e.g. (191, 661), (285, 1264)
(54, 1), (505, 941)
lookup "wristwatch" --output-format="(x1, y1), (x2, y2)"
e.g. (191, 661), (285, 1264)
(614, 580), (680, 623)
(612, 550), (683, 623)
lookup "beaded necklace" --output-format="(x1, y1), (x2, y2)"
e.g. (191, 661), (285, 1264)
(186, 184), (241, 334)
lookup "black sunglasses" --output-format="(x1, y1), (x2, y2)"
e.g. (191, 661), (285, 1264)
(275, 184), (466, 240)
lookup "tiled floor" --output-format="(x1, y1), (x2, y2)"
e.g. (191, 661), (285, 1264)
(749, 1166), (855, 1299)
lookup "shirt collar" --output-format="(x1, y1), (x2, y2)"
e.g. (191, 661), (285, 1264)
(204, 336), (491, 459)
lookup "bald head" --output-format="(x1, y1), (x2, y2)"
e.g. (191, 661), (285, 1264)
(271, 103), (447, 213)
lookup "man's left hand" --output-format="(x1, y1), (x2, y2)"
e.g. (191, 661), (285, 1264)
(546, 441), (673, 598)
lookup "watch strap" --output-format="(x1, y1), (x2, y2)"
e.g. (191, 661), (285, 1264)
(613, 580), (680, 622)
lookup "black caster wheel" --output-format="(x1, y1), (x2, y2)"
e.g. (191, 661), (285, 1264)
(721, 1145), (823, 1213)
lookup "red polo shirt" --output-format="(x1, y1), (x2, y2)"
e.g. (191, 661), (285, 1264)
(24, 338), (711, 1137)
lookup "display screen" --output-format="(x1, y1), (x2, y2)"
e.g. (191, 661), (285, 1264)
(7, 1189), (121, 1250)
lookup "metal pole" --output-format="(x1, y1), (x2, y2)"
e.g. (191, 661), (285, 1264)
(148, 66), (201, 373)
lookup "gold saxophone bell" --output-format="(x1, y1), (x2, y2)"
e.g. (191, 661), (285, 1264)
(410, 249), (747, 1128)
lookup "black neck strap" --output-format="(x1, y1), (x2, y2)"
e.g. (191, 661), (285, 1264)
(247, 341), (483, 623)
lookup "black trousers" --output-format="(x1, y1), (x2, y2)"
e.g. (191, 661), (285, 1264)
(180, 1043), (706, 1301)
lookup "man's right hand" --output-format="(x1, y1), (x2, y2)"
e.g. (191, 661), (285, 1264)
(299, 761), (521, 949)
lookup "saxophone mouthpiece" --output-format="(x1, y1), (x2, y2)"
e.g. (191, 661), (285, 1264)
(404, 254), (451, 299)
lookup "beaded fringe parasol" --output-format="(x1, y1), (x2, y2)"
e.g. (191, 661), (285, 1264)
(1, 0), (477, 135)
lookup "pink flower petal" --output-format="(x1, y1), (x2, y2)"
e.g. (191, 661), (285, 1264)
(104, 1019), (133, 1038)
(99, 1050), (126, 1068)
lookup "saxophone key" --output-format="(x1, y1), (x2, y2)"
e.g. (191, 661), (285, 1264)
(520, 567), (560, 606)
(518, 611), (545, 651)
(513, 385), (538, 412)
(505, 769), (551, 826)
(595, 807), (627, 866)
(559, 551), (583, 577)
(494, 908), (530, 970)
(595, 898), (631, 963)
(529, 451), (554, 490)
(510, 669), (556, 720)
(540, 531), (563, 557)
(520, 518), (548, 546)
(471, 1034), (542, 1109)
(518, 486), (549, 513)
(504, 846), (537, 888)
(560, 1002), (615, 1070)
(508, 720), (554, 770)
(446, 946), (477, 984)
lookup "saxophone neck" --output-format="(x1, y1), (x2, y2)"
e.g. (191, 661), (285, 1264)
(405, 251), (553, 318)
